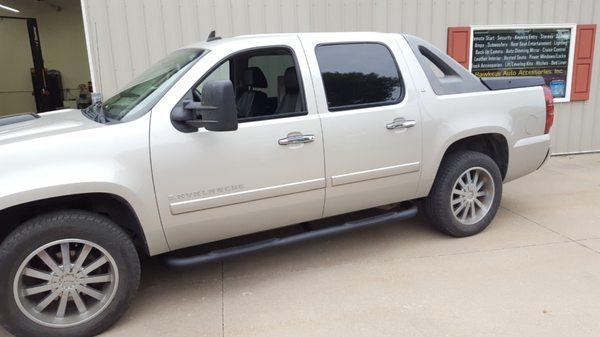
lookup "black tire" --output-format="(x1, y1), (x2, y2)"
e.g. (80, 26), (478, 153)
(0, 210), (140, 337)
(423, 150), (503, 237)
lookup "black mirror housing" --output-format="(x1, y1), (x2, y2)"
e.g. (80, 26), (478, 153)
(199, 80), (238, 132)
(171, 80), (238, 133)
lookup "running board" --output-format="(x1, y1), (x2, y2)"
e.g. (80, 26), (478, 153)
(163, 204), (418, 268)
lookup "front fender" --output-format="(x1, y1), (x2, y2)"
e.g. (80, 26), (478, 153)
(0, 114), (169, 255)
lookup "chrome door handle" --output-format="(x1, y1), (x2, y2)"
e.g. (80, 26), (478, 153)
(278, 134), (316, 146)
(386, 118), (417, 130)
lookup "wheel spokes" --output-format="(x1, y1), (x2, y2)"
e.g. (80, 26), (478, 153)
(16, 239), (118, 326)
(78, 285), (104, 301)
(84, 274), (112, 284)
(24, 283), (53, 296)
(72, 244), (92, 273)
(457, 177), (468, 190)
(453, 188), (469, 196)
(461, 202), (470, 221)
(452, 197), (465, 205)
(70, 289), (87, 313)
(36, 290), (62, 311)
(37, 250), (61, 274)
(23, 267), (53, 281)
(454, 200), (467, 215)
(60, 243), (71, 273)
(474, 198), (485, 210)
(56, 291), (69, 318)
(451, 167), (495, 225)
(82, 256), (108, 276)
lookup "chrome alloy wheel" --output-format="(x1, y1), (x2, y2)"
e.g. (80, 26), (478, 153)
(451, 166), (495, 225)
(13, 239), (119, 328)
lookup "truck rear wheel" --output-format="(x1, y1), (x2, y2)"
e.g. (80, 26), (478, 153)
(0, 210), (140, 337)
(424, 150), (502, 237)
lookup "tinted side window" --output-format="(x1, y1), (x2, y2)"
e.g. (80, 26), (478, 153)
(315, 43), (403, 110)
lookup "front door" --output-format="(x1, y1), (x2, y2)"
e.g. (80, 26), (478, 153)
(150, 39), (325, 250)
(300, 34), (422, 217)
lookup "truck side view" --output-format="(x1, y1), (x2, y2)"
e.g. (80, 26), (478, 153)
(0, 32), (552, 337)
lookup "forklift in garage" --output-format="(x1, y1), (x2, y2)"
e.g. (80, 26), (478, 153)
(1, 15), (63, 113)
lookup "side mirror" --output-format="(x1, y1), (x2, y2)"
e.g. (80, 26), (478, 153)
(171, 80), (238, 133)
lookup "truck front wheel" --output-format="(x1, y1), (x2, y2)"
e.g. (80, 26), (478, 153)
(0, 210), (140, 337)
(424, 150), (503, 237)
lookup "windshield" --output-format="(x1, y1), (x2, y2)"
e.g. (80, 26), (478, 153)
(97, 48), (205, 122)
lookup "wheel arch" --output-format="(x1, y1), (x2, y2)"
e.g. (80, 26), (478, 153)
(418, 129), (510, 198)
(0, 193), (151, 256)
(441, 133), (509, 180)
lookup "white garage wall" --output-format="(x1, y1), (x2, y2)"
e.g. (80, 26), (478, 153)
(81, 0), (600, 154)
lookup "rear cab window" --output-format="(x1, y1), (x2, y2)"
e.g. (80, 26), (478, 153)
(314, 43), (404, 111)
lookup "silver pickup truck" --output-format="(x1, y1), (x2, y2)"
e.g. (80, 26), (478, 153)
(0, 32), (552, 337)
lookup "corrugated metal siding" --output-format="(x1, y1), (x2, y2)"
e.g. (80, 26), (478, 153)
(82, 0), (600, 154)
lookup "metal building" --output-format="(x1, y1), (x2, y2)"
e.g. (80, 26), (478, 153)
(81, 0), (600, 154)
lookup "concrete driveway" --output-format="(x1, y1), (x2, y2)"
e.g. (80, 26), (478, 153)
(2, 154), (600, 336)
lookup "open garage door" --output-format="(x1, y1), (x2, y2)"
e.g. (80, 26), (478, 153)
(0, 0), (92, 116)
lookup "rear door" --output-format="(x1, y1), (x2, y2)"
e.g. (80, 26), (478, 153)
(300, 34), (422, 217)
